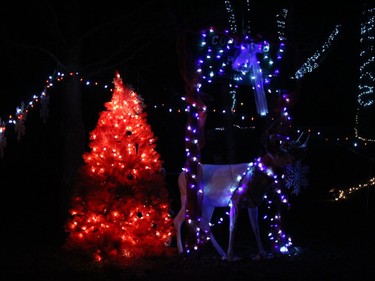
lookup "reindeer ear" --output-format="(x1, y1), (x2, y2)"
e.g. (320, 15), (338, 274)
(267, 129), (276, 139)
(266, 119), (278, 137)
(265, 135), (280, 154)
(303, 133), (310, 146)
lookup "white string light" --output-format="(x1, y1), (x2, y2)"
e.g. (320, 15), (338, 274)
(355, 7), (375, 142)
(294, 25), (341, 79)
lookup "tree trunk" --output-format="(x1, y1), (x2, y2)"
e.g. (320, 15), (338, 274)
(58, 3), (85, 228)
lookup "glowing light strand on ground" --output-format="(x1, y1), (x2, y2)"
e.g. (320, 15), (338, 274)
(329, 176), (375, 201)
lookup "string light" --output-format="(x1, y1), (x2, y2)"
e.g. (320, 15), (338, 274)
(294, 25), (342, 79)
(329, 176), (375, 201)
(224, 0), (237, 34)
(357, 7), (375, 107)
(355, 7), (375, 142)
(0, 71), (112, 157)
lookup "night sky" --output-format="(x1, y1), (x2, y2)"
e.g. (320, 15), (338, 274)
(0, 0), (368, 118)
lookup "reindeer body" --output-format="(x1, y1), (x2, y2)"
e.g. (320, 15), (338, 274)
(201, 163), (250, 207)
(174, 153), (285, 260)
(173, 132), (309, 260)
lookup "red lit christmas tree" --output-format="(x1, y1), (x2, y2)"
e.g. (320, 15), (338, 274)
(63, 71), (175, 265)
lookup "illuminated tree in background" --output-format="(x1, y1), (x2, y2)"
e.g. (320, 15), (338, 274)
(355, 6), (375, 142)
(63, 71), (174, 265)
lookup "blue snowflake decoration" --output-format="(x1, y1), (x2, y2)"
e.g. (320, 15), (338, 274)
(285, 160), (309, 195)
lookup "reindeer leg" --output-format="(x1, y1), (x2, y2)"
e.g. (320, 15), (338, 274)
(227, 203), (239, 261)
(248, 207), (267, 259)
(201, 205), (227, 259)
(173, 172), (189, 254)
(173, 194), (187, 254)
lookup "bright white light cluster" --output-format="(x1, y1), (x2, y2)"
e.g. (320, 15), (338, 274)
(357, 7), (375, 107)
(294, 25), (341, 79)
(224, 0), (238, 34)
(224, 0), (251, 35)
(276, 9), (288, 42)
(355, 7), (375, 143)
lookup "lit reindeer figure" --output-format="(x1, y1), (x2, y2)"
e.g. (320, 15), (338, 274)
(173, 132), (308, 261)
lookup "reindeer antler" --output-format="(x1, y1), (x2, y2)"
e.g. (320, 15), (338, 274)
(296, 132), (304, 143)
(302, 133), (310, 146)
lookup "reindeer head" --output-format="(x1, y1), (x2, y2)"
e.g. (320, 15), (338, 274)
(283, 132), (309, 160)
(265, 132), (309, 169)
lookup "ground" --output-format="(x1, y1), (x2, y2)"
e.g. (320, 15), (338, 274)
(1, 187), (374, 281)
